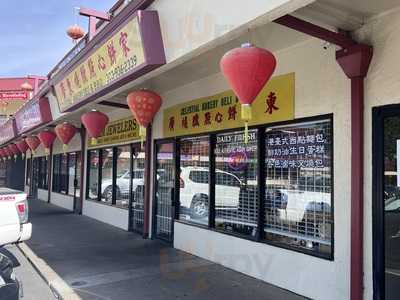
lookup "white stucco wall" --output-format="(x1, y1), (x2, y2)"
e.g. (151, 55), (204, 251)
(37, 188), (47, 202)
(149, 33), (352, 300)
(82, 199), (129, 230)
(354, 7), (400, 300)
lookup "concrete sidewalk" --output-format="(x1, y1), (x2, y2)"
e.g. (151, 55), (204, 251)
(25, 198), (307, 300)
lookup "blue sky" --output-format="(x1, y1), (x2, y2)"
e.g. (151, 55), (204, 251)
(0, 1), (115, 77)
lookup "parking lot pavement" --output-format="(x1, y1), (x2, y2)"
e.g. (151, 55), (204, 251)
(24, 199), (308, 300)
(1, 245), (55, 300)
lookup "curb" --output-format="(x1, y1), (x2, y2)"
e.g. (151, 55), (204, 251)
(16, 243), (81, 300)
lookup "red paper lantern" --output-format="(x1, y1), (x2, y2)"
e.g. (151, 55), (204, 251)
(67, 25), (85, 40)
(3, 147), (11, 160)
(220, 43), (276, 143)
(81, 110), (109, 145)
(16, 139), (29, 159)
(127, 89), (162, 146)
(25, 136), (41, 155)
(0, 148), (5, 162)
(55, 122), (77, 153)
(38, 130), (57, 156)
(21, 81), (33, 91)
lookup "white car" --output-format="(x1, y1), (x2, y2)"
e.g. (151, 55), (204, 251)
(100, 169), (144, 202)
(0, 188), (31, 246)
(179, 166), (242, 219)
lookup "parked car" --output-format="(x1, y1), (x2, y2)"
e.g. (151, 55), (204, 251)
(98, 169), (145, 202)
(179, 166), (242, 219)
(0, 188), (31, 246)
(0, 253), (19, 300)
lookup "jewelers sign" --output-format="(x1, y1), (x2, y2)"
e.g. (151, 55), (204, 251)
(163, 73), (294, 137)
(88, 117), (140, 148)
(54, 11), (165, 112)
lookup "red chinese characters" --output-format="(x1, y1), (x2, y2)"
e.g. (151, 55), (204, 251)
(119, 32), (130, 58)
(265, 92), (279, 114)
(107, 41), (117, 65)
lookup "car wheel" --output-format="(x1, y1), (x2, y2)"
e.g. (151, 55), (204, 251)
(104, 186), (113, 202)
(191, 195), (208, 219)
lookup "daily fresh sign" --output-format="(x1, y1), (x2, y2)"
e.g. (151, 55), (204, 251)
(88, 116), (140, 148)
(54, 11), (165, 113)
(163, 73), (295, 138)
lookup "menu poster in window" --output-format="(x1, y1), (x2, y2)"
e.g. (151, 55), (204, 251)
(265, 122), (331, 170)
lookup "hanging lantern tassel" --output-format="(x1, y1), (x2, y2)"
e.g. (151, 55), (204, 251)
(21, 153), (25, 159)
(45, 147), (50, 159)
(241, 104), (252, 144)
(91, 137), (98, 145)
(139, 126), (146, 149)
(63, 144), (68, 154)
(14, 155), (17, 162)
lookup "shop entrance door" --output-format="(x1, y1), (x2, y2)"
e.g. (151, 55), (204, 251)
(72, 152), (82, 214)
(373, 105), (400, 299)
(153, 141), (176, 242)
(129, 144), (146, 234)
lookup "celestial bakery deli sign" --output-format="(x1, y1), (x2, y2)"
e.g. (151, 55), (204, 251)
(88, 116), (140, 148)
(163, 73), (294, 137)
(0, 119), (16, 145)
(54, 11), (165, 112)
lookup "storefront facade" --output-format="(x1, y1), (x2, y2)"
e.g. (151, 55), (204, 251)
(3, 0), (400, 299)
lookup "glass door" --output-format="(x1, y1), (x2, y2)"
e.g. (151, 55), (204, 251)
(30, 158), (39, 199)
(374, 107), (400, 299)
(153, 141), (175, 242)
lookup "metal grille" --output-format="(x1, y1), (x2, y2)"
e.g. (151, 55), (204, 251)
(214, 129), (258, 237)
(131, 147), (146, 233)
(264, 119), (332, 254)
(179, 136), (210, 225)
(155, 143), (174, 241)
(115, 146), (131, 209)
(88, 150), (99, 200)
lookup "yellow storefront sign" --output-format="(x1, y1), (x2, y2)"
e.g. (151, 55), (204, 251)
(163, 73), (295, 138)
(88, 117), (140, 148)
(55, 16), (145, 112)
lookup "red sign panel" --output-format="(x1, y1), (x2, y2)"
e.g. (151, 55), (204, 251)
(14, 97), (53, 135)
(0, 91), (28, 101)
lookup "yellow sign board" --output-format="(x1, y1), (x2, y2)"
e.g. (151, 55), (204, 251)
(163, 73), (295, 138)
(55, 16), (145, 112)
(88, 117), (140, 148)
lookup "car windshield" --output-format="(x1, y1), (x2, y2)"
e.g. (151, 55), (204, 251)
(385, 197), (400, 211)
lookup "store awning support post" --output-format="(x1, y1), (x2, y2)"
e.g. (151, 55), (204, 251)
(274, 15), (373, 300)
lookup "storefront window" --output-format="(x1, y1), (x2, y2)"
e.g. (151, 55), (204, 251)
(116, 146), (131, 209)
(52, 155), (61, 192)
(68, 153), (76, 196)
(179, 136), (210, 226)
(264, 119), (333, 257)
(87, 150), (99, 200)
(26, 158), (31, 186)
(60, 154), (68, 194)
(214, 129), (258, 238)
(100, 148), (113, 204)
(38, 157), (48, 189)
